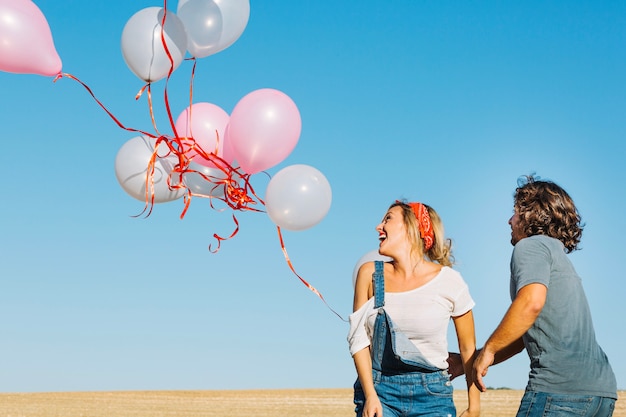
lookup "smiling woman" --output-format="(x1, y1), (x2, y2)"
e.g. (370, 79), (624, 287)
(348, 200), (481, 417)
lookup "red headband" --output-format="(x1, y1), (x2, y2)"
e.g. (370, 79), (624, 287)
(408, 202), (434, 251)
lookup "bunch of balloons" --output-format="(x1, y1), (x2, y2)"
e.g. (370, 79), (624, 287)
(1, 0), (336, 314)
(113, 0), (332, 237)
(0, 0), (333, 242)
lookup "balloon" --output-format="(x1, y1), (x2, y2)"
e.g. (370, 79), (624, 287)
(121, 7), (187, 83)
(0, 0), (62, 76)
(227, 89), (301, 175)
(115, 136), (186, 203)
(174, 102), (230, 167)
(221, 123), (235, 166)
(351, 250), (392, 288)
(183, 161), (229, 198)
(265, 164), (331, 231)
(177, 0), (250, 58)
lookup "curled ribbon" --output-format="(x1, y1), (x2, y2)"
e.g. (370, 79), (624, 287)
(52, 0), (343, 320)
(277, 227), (347, 321)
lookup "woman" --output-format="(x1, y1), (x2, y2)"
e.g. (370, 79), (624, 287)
(348, 200), (480, 417)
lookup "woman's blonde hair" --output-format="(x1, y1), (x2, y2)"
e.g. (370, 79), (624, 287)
(390, 200), (454, 266)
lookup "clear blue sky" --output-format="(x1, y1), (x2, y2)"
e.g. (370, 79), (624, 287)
(1, 0), (624, 393)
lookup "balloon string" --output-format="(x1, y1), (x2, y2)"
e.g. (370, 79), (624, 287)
(132, 3), (177, 138)
(141, 136), (161, 217)
(276, 226), (347, 321)
(184, 59), (198, 141)
(209, 214), (240, 253)
(53, 73), (155, 139)
(134, 135), (183, 218)
(160, 12), (178, 136)
(145, 84), (161, 137)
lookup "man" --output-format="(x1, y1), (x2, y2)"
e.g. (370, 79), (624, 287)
(473, 176), (617, 416)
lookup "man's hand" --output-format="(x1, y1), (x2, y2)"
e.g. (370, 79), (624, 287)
(473, 348), (495, 392)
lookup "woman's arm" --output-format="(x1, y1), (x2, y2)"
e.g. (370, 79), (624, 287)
(353, 262), (375, 311)
(351, 262), (381, 417)
(452, 310), (480, 417)
(353, 348), (382, 417)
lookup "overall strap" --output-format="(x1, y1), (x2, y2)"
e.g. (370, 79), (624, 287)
(373, 260), (385, 308)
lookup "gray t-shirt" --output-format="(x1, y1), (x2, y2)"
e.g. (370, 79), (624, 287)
(510, 235), (617, 398)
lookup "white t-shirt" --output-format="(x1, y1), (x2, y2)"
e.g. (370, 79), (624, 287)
(347, 266), (474, 369)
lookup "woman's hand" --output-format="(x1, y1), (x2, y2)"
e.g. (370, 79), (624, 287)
(446, 352), (465, 380)
(363, 395), (383, 417)
(459, 408), (480, 417)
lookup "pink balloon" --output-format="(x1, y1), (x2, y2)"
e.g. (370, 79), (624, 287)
(227, 88), (301, 175)
(174, 102), (231, 168)
(222, 123), (235, 166)
(0, 0), (62, 76)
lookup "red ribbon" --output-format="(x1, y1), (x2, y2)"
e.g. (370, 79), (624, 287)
(277, 227), (346, 321)
(51, 0), (343, 319)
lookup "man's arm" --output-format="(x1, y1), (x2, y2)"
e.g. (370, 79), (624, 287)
(473, 283), (547, 391)
(493, 337), (525, 365)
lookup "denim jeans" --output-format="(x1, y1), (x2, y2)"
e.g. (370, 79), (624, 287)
(354, 369), (456, 417)
(516, 390), (616, 417)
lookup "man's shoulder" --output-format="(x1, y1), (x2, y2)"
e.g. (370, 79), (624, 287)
(515, 235), (562, 251)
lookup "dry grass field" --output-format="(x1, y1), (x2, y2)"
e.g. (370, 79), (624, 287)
(0, 389), (623, 417)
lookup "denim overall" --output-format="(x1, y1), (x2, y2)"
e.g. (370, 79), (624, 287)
(354, 261), (455, 417)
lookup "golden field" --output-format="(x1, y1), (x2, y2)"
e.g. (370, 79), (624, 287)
(0, 389), (623, 417)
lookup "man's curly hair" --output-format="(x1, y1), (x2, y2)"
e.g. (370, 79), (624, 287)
(514, 175), (584, 253)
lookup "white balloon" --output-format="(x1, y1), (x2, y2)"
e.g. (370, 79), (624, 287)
(265, 164), (332, 231)
(183, 161), (228, 198)
(115, 136), (186, 203)
(177, 0), (250, 57)
(351, 250), (393, 289)
(121, 7), (187, 82)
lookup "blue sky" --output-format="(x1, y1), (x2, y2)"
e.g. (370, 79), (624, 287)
(1, 0), (624, 393)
